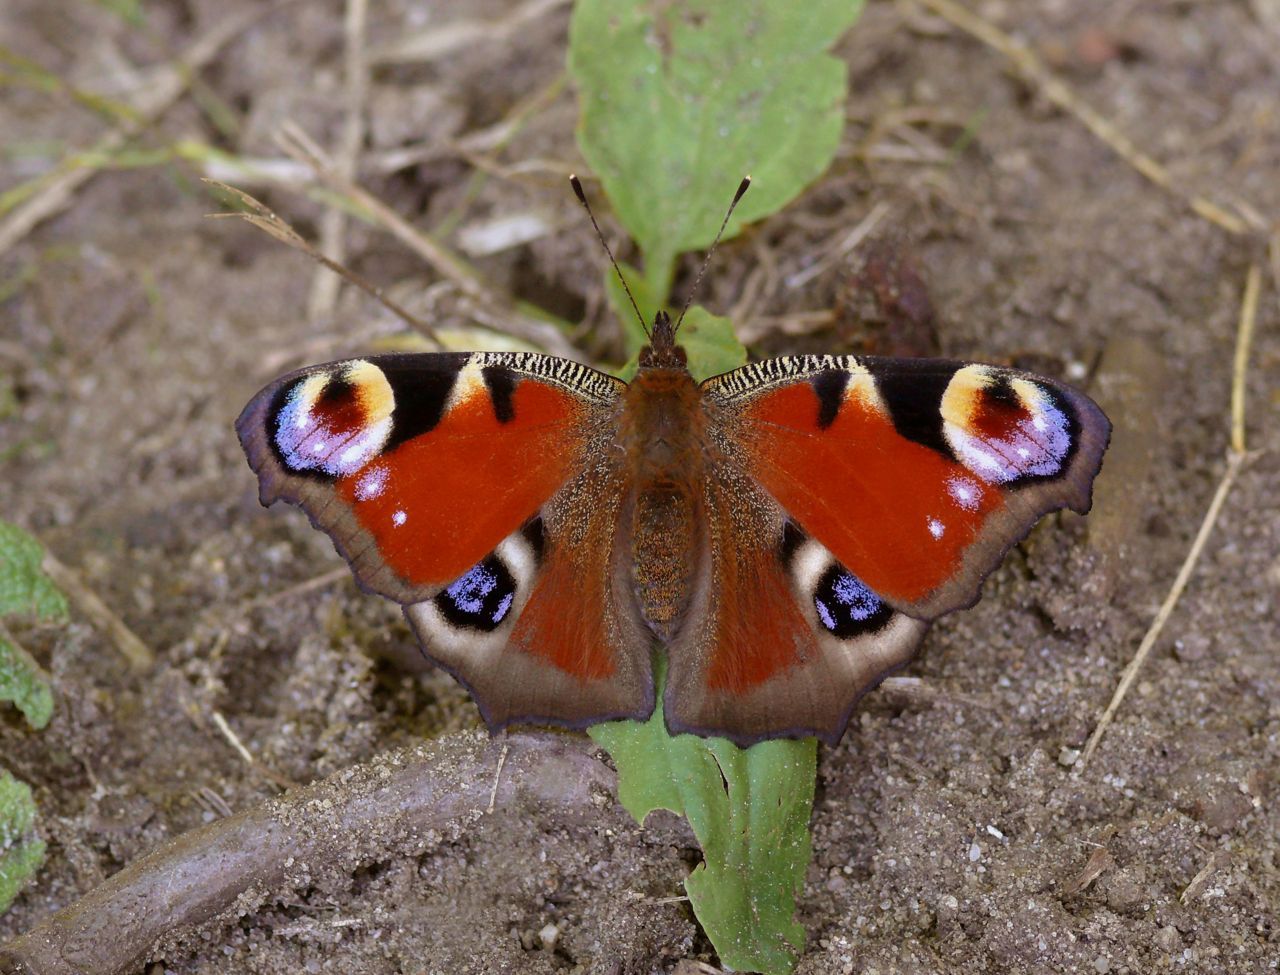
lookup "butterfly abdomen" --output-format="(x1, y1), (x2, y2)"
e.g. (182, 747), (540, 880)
(622, 365), (708, 638)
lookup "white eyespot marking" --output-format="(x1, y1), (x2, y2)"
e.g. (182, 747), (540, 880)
(789, 539), (834, 596)
(392, 510), (407, 526)
(273, 361), (396, 477)
(947, 475), (982, 511)
(928, 518), (945, 539)
(354, 465), (388, 501)
(940, 367), (1072, 484)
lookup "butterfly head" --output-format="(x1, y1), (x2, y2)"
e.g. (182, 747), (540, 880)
(637, 310), (688, 371)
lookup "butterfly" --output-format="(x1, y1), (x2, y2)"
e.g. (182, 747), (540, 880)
(237, 297), (1110, 746)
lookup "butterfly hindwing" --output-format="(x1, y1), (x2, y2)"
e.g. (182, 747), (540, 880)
(703, 355), (1111, 620)
(664, 464), (928, 745)
(404, 498), (655, 730)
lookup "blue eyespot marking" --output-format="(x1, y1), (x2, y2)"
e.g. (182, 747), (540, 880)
(814, 565), (893, 638)
(436, 557), (516, 631)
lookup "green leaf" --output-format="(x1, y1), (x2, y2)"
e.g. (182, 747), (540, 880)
(0, 769), (45, 914)
(0, 635), (53, 730)
(591, 659), (817, 975)
(679, 305), (748, 380)
(613, 300), (747, 383)
(0, 522), (68, 621)
(570, 0), (863, 297)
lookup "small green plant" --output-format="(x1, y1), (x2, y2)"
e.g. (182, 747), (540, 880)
(590, 661), (816, 974)
(570, 1), (863, 970)
(0, 771), (45, 913)
(0, 520), (66, 912)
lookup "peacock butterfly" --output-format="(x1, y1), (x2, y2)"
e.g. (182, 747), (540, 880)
(236, 186), (1110, 747)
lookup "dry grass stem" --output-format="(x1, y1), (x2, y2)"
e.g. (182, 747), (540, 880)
(211, 711), (258, 768)
(1230, 263), (1262, 454)
(40, 550), (155, 670)
(241, 567), (353, 612)
(204, 179), (440, 344)
(308, 0), (370, 322)
(915, 0), (1262, 237)
(1077, 261), (1264, 771)
(0, 1), (295, 258)
(487, 741), (510, 814)
(276, 123), (583, 360)
(785, 201), (892, 288)
(370, 0), (571, 65)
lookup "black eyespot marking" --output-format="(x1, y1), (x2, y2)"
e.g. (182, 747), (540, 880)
(435, 555), (517, 632)
(872, 362), (957, 459)
(316, 375), (357, 408)
(482, 365), (517, 423)
(981, 373), (1020, 410)
(813, 564), (893, 638)
(520, 517), (546, 561)
(780, 521), (806, 563)
(811, 371), (850, 430)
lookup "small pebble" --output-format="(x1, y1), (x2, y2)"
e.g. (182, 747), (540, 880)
(1155, 926), (1181, 952)
(539, 923), (560, 950)
(1058, 746), (1081, 767)
(1094, 956), (1110, 973)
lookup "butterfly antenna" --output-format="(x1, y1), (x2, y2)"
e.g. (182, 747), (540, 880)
(673, 175), (751, 333)
(569, 174), (649, 338)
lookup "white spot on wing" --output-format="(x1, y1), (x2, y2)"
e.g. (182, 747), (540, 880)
(947, 475), (982, 510)
(355, 465), (388, 501)
(392, 510), (407, 526)
(928, 518), (945, 539)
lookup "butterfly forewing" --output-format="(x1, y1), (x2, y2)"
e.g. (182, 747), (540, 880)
(702, 354), (1110, 621)
(238, 351), (654, 726)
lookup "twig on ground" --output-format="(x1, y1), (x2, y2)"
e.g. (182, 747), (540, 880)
(1181, 850), (1230, 904)
(873, 675), (995, 712)
(488, 741), (510, 813)
(208, 710), (296, 791)
(369, 0), (571, 65)
(1076, 262), (1263, 771)
(276, 123), (584, 360)
(308, 0), (370, 322)
(783, 201), (892, 289)
(211, 711), (256, 768)
(1062, 846), (1115, 896)
(914, 0), (1264, 237)
(0, 733), (614, 975)
(240, 566), (353, 611)
(39, 550), (154, 671)
(0, 0), (296, 258)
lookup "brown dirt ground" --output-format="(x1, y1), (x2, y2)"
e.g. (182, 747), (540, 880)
(2, 1), (1278, 973)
